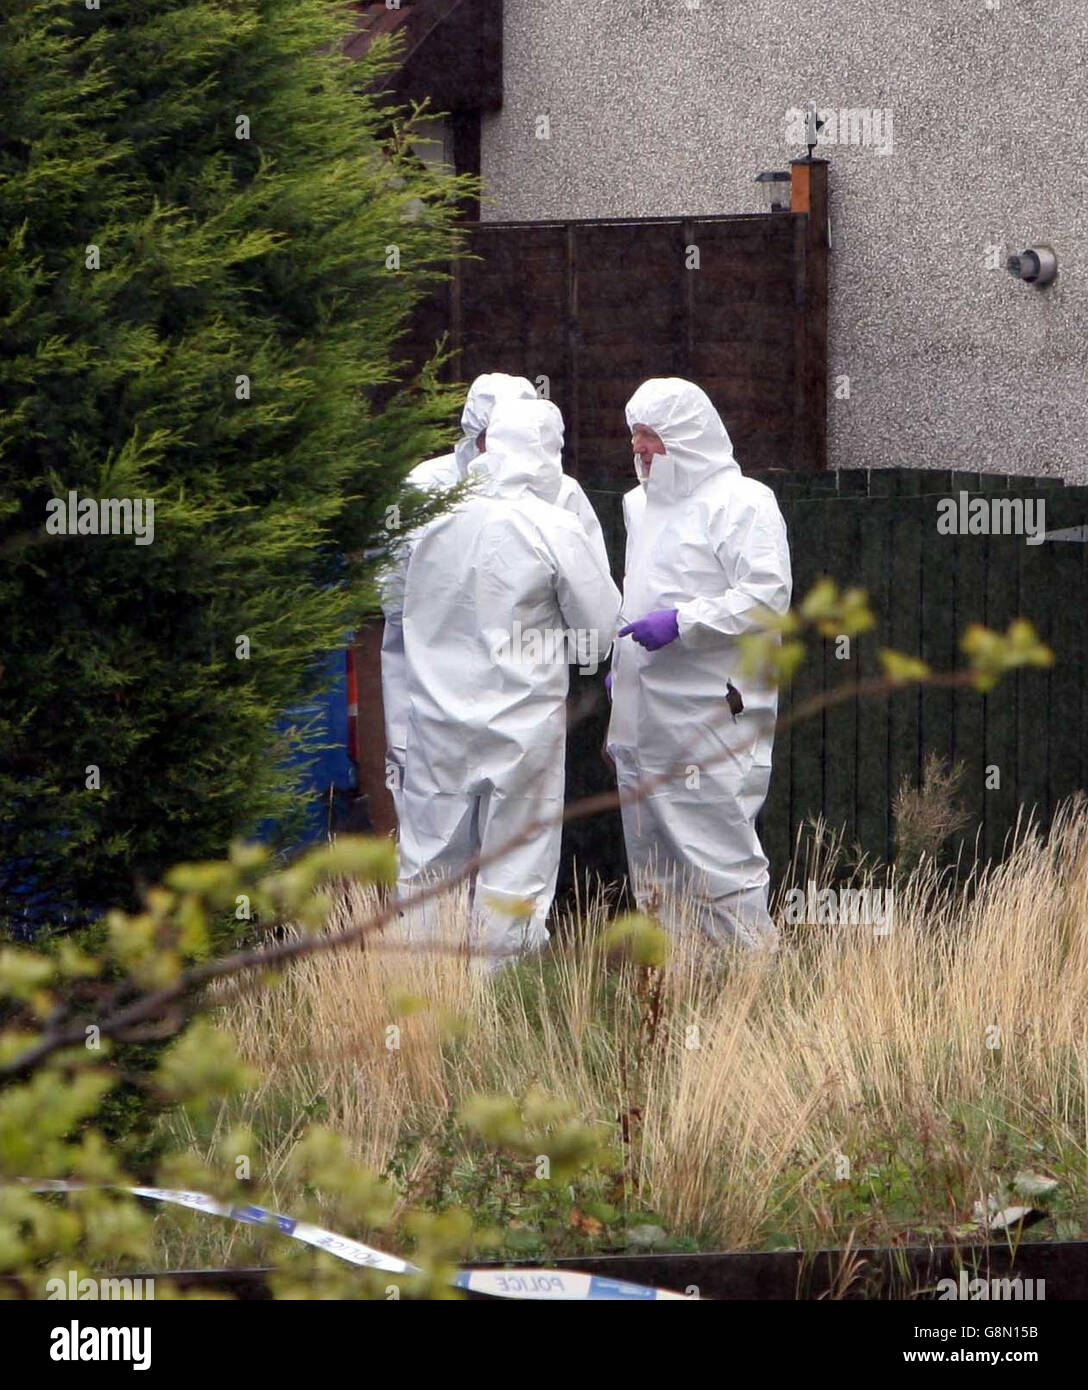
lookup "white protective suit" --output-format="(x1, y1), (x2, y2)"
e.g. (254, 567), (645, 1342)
(396, 396), (621, 966)
(380, 374), (608, 815)
(607, 378), (792, 949)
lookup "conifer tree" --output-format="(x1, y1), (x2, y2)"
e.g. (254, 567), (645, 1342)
(0, 0), (468, 929)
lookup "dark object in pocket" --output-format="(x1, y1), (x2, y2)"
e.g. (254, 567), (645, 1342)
(726, 680), (744, 720)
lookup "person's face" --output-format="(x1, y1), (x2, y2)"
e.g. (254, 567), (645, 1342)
(631, 424), (666, 472)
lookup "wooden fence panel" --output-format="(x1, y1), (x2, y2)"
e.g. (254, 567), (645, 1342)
(399, 210), (823, 488)
(573, 222), (688, 488)
(456, 222), (570, 416)
(949, 471), (988, 861)
(1078, 492), (1088, 811)
(758, 471), (800, 877)
(759, 683), (792, 877)
(784, 497), (827, 852)
(918, 470), (957, 800)
(757, 469), (1085, 882)
(1044, 490), (1086, 822)
(1016, 483), (1058, 832)
(886, 473), (925, 858)
(853, 471), (896, 865)
(980, 477), (1022, 861)
(821, 474), (867, 848)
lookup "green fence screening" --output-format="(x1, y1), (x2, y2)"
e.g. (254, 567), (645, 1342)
(562, 468), (1088, 897)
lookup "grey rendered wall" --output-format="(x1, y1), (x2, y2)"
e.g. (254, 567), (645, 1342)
(480, 0), (1088, 481)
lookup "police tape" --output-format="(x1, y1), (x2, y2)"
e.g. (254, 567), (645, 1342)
(452, 1268), (690, 1300)
(20, 1181), (692, 1300)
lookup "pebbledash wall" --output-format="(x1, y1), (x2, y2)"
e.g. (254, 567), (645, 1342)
(478, 0), (1088, 483)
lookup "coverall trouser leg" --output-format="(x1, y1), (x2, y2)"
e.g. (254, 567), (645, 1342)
(385, 746), (405, 827)
(614, 749), (779, 951)
(397, 786), (562, 969)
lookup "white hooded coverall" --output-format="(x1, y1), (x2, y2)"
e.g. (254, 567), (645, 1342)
(380, 374), (608, 818)
(395, 396), (621, 966)
(608, 378), (792, 949)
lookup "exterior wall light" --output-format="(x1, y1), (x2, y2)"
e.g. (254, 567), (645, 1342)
(1007, 245), (1058, 287)
(756, 170), (792, 212)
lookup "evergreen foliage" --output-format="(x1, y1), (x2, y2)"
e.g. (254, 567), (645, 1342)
(0, 0), (469, 928)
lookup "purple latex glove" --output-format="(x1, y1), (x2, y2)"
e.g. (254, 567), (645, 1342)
(618, 608), (680, 651)
(604, 671), (613, 700)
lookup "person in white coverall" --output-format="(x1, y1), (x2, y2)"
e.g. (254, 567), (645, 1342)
(380, 373), (608, 822)
(607, 378), (792, 950)
(394, 395), (621, 967)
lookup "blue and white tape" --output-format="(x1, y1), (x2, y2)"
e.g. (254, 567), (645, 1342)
(453, 1268), (688, 1300)
(21, 1181), (692, 1300)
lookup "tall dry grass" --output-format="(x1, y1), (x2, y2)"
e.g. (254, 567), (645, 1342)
(160, 796), (1088, 1261)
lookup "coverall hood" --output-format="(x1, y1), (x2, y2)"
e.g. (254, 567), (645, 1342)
(625, 377), (739, 501)
(455, 372), (538, 476)
(476, 397), (564, 504)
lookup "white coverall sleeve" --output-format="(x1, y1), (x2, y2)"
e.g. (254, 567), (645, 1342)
(551, 520), (622, 658)
(559, 477), (611, 577)
(674, 496), (792, 647)
(377, 523), (425, 623)
(378, 546), (407, 622)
